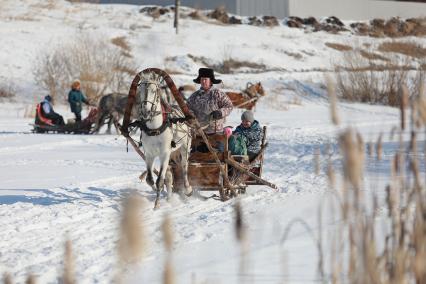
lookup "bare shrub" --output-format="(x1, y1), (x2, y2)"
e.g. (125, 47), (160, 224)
(0, 83), (16, 99)
(335, 48), (416, 106)
(33, 34), (137, 103)
(378, 41), (426, 59)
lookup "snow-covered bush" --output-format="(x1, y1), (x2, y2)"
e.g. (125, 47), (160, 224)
(33, 34), (137, 103)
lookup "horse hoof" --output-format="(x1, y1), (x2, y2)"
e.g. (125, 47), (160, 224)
(139, 171), (147, 181)
(154, 199), (160, 210)
(185, 187), (193, 196)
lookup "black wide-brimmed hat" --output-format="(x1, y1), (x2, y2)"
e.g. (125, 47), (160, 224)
(193, 68), (222, 84)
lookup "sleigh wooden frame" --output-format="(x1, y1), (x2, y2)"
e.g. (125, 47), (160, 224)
(170, 126), (271, 199)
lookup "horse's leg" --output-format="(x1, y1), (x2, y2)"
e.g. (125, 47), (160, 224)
(165, 166), (173, 201)
(106, 115), (113, 134)
(93, 112), (106, 133)
(145, 156), (156, 191)
(155, 153), (171, 209)
(180, 139), (193, 196)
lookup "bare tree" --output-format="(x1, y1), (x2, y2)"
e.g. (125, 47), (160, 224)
(33, 34), (137, 104)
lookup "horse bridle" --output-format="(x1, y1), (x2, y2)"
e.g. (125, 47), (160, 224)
(138, 80), (163, 121)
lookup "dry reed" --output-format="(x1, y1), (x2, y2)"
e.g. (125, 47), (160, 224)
(314, 148), (320, 175)
(162, 214), (175, 284)
(25, 275), (35, 284)
(376, 133), (383, 161)
(326, 82), (426, 283)
(118, 194), (144, 264)
(3, 273), (12, 284)
(62, 239), (75, 284)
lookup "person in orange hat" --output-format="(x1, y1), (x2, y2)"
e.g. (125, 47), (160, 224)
(67, 80), (90, 122)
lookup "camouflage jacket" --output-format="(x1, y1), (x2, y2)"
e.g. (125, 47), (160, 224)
(187, 87), (233, 133)
(233, 120), (263, 154)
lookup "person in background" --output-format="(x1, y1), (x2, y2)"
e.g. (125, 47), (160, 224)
(233, 110), (263, 160)
(68, 80), (89, 122)
(186, 68), (233, 134)
(40, 95), (64, 125)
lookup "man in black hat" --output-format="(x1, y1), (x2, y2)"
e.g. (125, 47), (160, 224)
(186, 68), (233, 134)
(40, 95), (65, 125)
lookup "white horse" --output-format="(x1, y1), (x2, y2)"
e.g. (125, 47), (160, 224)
(134, 72), (192, 208)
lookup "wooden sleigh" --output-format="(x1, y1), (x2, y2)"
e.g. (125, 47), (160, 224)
(121, 69), (276, 202)
(32, 103), (98, 134)
(170, 126), (274, 199)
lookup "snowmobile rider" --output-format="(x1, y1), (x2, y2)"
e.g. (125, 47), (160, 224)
(186, 68), (233, 134)
(40, 95), (65, 125)
(68, 80), (90, 122)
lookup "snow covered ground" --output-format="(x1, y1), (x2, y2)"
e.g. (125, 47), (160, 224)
(0, 0), (425, 283)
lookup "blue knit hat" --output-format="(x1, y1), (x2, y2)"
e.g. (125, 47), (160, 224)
(44, 95), (52, 102)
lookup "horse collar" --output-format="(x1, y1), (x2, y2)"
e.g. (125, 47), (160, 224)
(140, 102), (171, 136)
(140, 119), (170, 136)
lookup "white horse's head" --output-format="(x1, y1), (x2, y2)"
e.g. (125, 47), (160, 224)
(137, 79), (162, 121)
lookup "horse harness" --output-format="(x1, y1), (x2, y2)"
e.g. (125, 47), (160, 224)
(129, 80), (191, 137)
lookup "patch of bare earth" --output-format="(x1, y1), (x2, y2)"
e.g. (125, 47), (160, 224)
(378, 41), (426, 59)
(325, 42), (353, 51)
(359, 50), (390, 62)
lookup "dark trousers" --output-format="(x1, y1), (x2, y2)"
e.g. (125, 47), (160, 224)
(74, 112), (82, 122)
(45, 112), (65, 125)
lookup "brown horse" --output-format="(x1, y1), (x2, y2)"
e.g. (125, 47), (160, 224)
(226, 82), (266, 110)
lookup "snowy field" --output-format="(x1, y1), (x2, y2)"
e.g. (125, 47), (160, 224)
(0, 0), (425, 283)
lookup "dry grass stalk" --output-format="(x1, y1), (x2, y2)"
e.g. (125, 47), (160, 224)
(161, 214), (173, 252)
(327, 161), (336, 189)
(3, 273), (12, 284)
(118, 194), (144, 264)
(376, 133), (383, 161)
(416, 86), (426, 126)
(25, 275), (35, 284)
(314, 148), (320, 175)
(234, 201), (245, 242)
(400, 84), (409, 131)
(326, 77), (340, 125)
(161, 214), (175, 284)
(339, 129), (364, 190)
(163, 259), (175, 284)
(63, 239), (75, 284)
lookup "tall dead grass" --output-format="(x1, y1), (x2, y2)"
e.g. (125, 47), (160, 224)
(378, 41), (426, 59)
(322, 80), (426, 283)
(33, 34), (137, 103)
(334, 48), (422, 106)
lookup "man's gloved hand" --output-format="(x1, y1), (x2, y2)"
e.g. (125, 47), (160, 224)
(210, 110), (222, 120)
